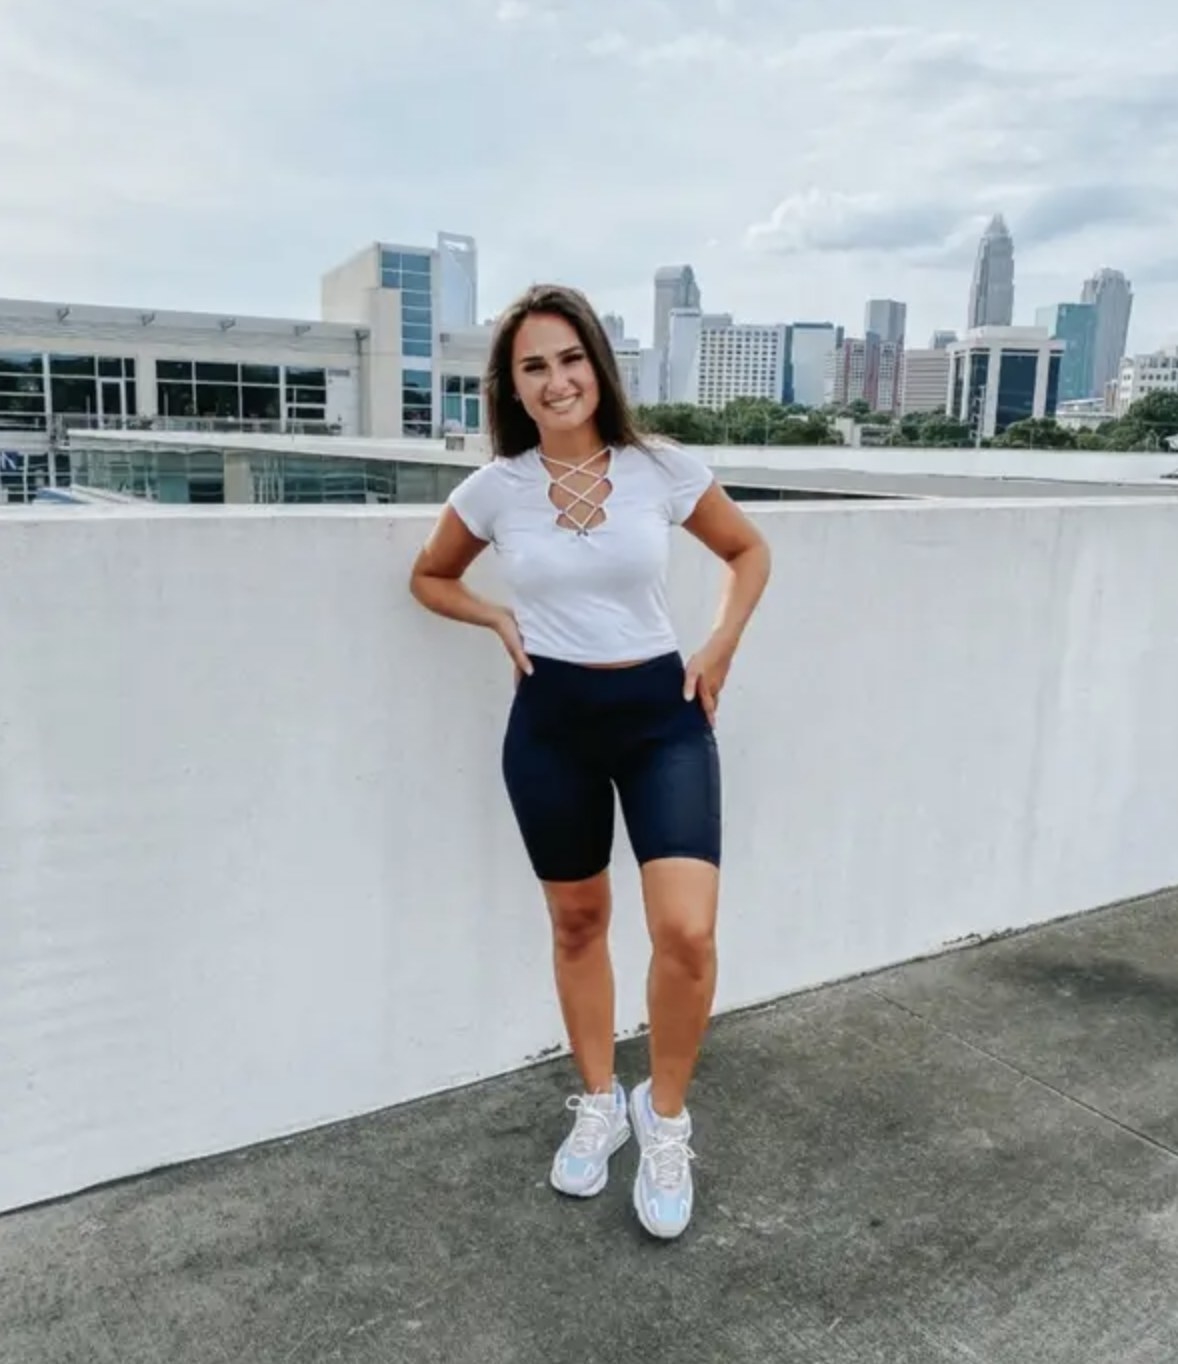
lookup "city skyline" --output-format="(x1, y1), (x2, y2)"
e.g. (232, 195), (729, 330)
(1, 2), (1175, 354)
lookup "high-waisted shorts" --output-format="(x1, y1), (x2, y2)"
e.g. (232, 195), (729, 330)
(501, 651), (722, 883)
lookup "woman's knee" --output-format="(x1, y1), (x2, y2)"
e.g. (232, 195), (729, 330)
(652, 916), (716, 979)
(545, 875), (610, 955)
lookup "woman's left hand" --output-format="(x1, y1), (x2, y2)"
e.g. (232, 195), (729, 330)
(683, 634), (736, 728)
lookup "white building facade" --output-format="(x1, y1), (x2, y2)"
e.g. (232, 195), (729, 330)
(321, 234), (490, 438)
(900, 348), (951, 415)
(612, 338), (661, 409)
(947, 326), (1065, 438)
(0, 299), (366, 438)
(1116, 348), (1178, 416)
(665, 310), (788, 409)
(0, 230), (489, 457)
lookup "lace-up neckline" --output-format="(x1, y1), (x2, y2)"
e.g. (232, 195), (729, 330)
(541, 447), (613, 536)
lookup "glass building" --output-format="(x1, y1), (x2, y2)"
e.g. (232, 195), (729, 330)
(65, 438), (475, 506)
(1035, 304), (1097, 405)
(947, 328), (1064, 439)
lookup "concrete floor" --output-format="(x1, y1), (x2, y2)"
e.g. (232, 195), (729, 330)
(4, 888), (1178, 1363)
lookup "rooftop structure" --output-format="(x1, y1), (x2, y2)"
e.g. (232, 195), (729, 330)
(0, 231), (489, 452)
(4, 485), (1178, 1358)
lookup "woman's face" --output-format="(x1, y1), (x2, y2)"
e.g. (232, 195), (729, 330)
(511, 311), (601, 442)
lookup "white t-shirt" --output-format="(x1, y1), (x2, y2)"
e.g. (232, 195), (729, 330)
(447, 443), (714, 665)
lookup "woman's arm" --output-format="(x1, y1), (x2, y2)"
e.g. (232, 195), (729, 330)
(409, 507), (532, 674)
(680, 483), (771, 724)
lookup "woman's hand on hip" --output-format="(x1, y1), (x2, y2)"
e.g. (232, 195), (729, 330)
(683, 634), (735, 727)
(491, 607), (533, 680)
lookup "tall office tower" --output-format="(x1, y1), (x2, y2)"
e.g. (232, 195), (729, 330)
(653, 265), (701, 400)
(788, 323), (840, 407)
(1081, 268), (1133, 398)
(830, 335), (903, 412)
(1034, 303), (1098, 404)
(968, 215), (1015, 329)
(864, 299), (907, 344)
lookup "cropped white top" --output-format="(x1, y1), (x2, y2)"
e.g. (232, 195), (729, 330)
(447, 443), (714, 665)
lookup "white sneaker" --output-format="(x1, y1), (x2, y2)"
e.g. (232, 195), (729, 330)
(549, 1078), (631, 1197)
(630, 1078), (696, 1239)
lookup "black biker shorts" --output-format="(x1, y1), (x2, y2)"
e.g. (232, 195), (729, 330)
(501, 651), (722, 882)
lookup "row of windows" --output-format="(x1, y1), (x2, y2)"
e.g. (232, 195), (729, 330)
(0, 352), (331, 429)
(1, 351), (137, 379)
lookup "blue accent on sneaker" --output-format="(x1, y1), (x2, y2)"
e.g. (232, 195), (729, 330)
(630, 1078), (696, 1239)
(550, 1078), (630, 1198)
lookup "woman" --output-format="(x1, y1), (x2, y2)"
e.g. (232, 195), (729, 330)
(409, 284), (770, 1240)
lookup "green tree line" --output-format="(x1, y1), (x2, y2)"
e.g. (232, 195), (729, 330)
(635, 392), (1178, 452)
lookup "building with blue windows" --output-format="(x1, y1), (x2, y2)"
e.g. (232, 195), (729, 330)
(1035, 303), (1097, 405)
(321, 233), (490, 441)
(947, 327), (1065, 439)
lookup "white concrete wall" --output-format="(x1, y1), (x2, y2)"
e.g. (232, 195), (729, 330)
(3, 499), (1178, 1212)
(697, 443), (1178, 484)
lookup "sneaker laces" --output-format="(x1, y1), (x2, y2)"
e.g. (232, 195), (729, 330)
(564, 1093), (616, 1158)
(642, 1131), (697, 1191)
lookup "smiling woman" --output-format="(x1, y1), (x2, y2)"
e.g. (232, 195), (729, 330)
(408, 282), (770, 1242)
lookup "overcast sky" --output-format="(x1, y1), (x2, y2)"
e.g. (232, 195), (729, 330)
(2, 0), (1175, 351)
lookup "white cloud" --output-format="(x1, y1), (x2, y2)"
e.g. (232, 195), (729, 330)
(0, 0), (1175, 351)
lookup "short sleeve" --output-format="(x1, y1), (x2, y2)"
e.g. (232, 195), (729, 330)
(654, 445), (715, 525)
(447, 462), (503, 542)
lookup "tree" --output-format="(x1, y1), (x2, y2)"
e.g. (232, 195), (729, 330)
(1110, 391), (1178, 450)
(991, 418), (1077, 449)
(635, 403), (722, 445)
(635, 400), (842, 447)
(894, 410), (972, 447)
(1069, 393), (1178, 451)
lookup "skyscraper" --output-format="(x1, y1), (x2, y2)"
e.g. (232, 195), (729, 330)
(653, 265), (701, 400)
(864, 299), (907, 344)
(653, 266), (701, 353)
(930, 330), (958, 350)
(787, 323), (841, 407)
(968, 215), (1015, 329)
(1035, 303), (1098, 404)
(1081, 268), (1133, 399)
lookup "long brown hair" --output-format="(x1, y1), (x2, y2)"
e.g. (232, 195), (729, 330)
(484, 284), (649, 458)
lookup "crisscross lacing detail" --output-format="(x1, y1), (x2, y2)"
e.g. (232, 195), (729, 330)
(564, 1092), (617, 1157)
(543, 448), (613, 536)
(641, 1130), (697, 1191)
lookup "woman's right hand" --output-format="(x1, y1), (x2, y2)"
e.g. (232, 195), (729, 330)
(491, 607), (533, 680)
